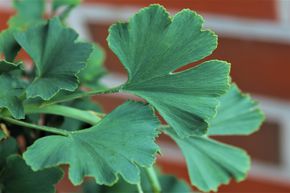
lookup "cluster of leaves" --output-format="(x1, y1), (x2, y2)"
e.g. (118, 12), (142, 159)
(0, 0), (264, 193)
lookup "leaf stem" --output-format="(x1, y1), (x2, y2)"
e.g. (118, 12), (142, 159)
(0, 117), (69, 136)
(24, 104), (102, 125)
(145, 167), (162, 193)
(136, 183), (144, 193)
(42, 86), (122, 106)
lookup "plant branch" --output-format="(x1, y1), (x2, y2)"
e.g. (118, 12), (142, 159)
(24, 104), (102, 125)
(0, 117), (69, 136)
(42, 86), (122, 106)
(136, 183), (144, 193)
(145, 167), (162, 193)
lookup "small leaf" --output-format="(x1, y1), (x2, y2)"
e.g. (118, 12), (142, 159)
(14, 18), (92, 100)
(23, 101), (160, 185)
(0, 74), (25, 119)
(0, 29), (21, 62)
(8, 0), (45, 30)
(0, 60), (23, 74)
(0, 155), (63, 193)
(53, 0), (81, 11)
(208, 84), (265, 136)
(166, 128), (250, 192)
(0, 138), (18, 168)
(79, 44), (107, 89)
(108, 5), (230, 137)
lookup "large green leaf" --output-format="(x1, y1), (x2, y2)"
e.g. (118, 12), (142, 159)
(0, 74), (25, 119)
(208, 84), (265, 136)
(14, 18), (92, 100)
(8, 0), (45, 30)
(0, 155), (63, 193)
(23, 101), (160, 185)
(109, 5), (230, 137)
(83, 173), (192, 193)
(166, 128), (250, 192)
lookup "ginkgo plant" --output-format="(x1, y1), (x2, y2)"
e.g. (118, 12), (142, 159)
(0, 0), (264, 193)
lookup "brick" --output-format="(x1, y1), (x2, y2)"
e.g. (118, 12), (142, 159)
(85, 0), (277, 20)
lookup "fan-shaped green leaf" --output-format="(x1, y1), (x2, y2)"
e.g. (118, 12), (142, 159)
(166, 128), (250, 192)
(108, 5), (230, 137)
(14, 18), (92, 100)
(208, 84), (265, 136)
(0, 74), (25, 119)
(23, 101), (160, 185)
(8, 0), (45, 30)
(0, 155), (63, 193)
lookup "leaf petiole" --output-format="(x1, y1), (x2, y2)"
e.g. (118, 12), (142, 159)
(145, 167), (162, 193)
(24, 104), (102, 125)
(0, 116), (69, 136)
(42, 86), (122, 106)
(136, 183), (144, 193)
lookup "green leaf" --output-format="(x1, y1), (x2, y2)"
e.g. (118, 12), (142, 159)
(0, 138), (18, 168)
(0, 29), (21, 62)
(0, 155), (63, 193)
(0, 74), (25, 119)
(79, 44), (107, 89)
(14, 18), (92, 100)
(83, 173), (192, 193)
(0, 60), (23, 74)
(108, 5), (230, 137)
(23, 101), (160, 185)
(8, 0), (45, 30)
(53, 0), (81, 10)
(53, 0), (81, 19)
(0, 130), (5, 141)
(208, 84), (265, 136)
(166, 128), (250, 192)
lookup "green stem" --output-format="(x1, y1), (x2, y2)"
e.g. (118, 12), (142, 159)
(24, 104), (102, 125)
(145, 167), (162, 193)
(42, 86), (122, 106)
(1, 117), (69, 136)
(136, 183), (144, 193)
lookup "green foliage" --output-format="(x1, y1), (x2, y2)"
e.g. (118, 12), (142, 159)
(109, 5), (230, 137)
(208, 84), (265, 135)
(83, 172), (192, 193)
(8, 0), (45, 30)
(0, 30), (20, 62)
(0, 74), (25, 119)
(0, 155), (63, 193)
(166, 128), (250, 192)
(24, 101), (160, 185)
(79, 44), (107, 89)
(0, 138), (63, 193)
(14, 18), (92, 100)
(0, 1), (265, 193)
